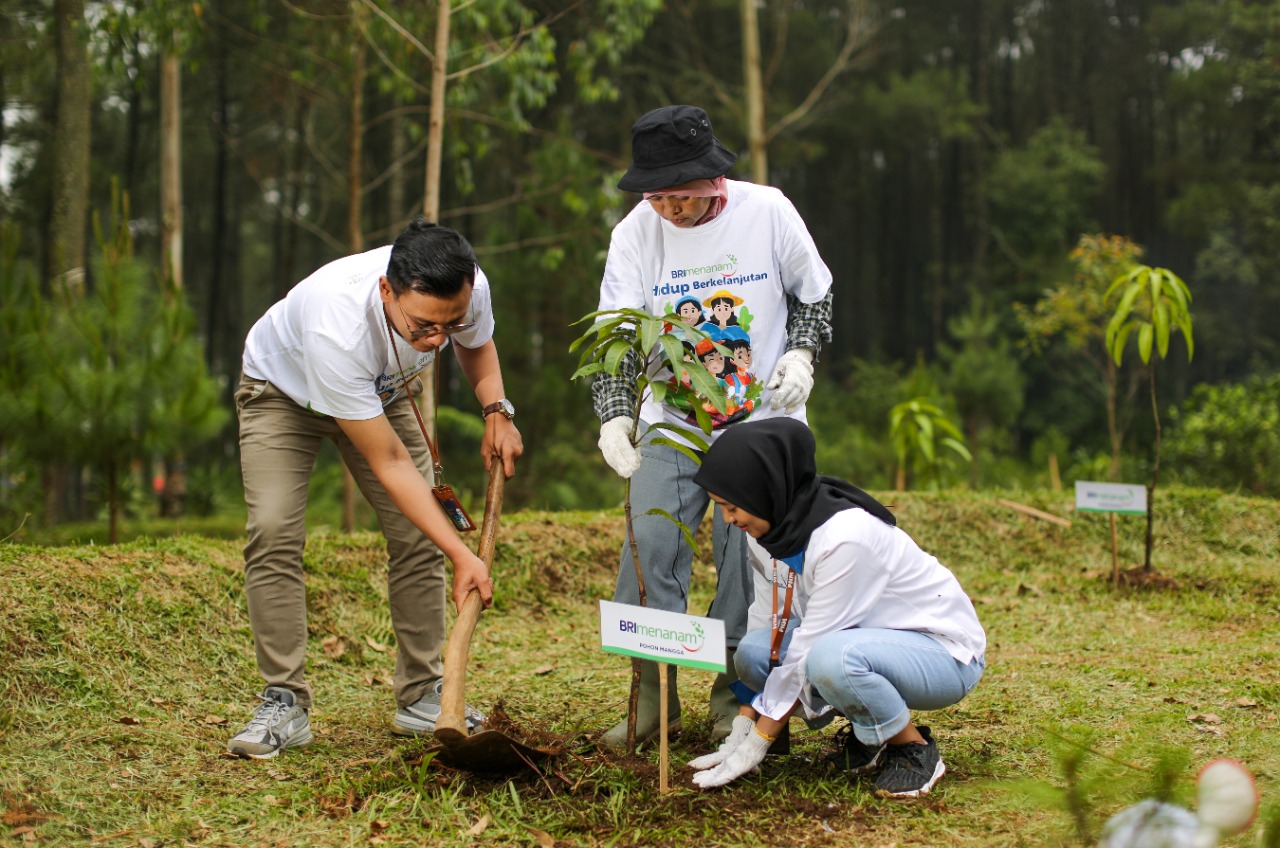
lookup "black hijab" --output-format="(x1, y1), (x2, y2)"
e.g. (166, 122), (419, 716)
(693, 418), (895, 560)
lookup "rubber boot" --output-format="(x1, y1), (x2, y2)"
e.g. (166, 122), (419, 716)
(708, 648), (742, 742)
(599, 661), (680, 751)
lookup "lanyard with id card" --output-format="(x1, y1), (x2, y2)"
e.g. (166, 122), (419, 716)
(386, 318), (477, 533)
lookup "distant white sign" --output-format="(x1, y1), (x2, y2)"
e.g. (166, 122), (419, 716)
(599, 600), (726, 672)
(1075, 481), (1147, 515)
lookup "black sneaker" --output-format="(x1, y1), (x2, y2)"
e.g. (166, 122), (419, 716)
(873, 726), (945, 797)
(825, 723), (886, 774)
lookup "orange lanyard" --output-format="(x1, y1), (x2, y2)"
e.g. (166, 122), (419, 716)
(769, 560), (796, 669)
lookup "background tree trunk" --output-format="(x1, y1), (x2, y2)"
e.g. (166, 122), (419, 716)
(43, 0), (92, 526)
(159, 50), (187, 518)
(419, 0), (452, 442)
(342, 3), (368, 533)
(740, 0), (767, 184)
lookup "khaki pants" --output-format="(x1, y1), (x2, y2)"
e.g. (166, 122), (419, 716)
(236, 374), (445, 710)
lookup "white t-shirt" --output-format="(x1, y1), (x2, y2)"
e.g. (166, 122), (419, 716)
(598, 180), (832, 440)
(746, 508), (987, 722)
(242, 245), (495, 420)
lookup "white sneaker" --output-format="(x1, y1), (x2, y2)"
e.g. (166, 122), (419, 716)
(227, 686), (313, 759)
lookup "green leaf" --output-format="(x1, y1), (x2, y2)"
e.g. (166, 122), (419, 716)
(684, 364), (728, 414)
(1110, 320), (1137, 366)
(648, 437), (704, 465)
(570, 362), (605, 381)
(1104, 266), (1143, 301)
(1110, 279), (1144, 326)
(639, 317), (659, 358)
(917, 429), (936, 463)
(1176, 312), (1195, 361)
(647, 421), (710, 452)
(641, 507), (699, 552)
(1154, 301), (1171, 359)
(916, 413), (935, 443)
(603, 338), (631, 375)
(692, 403), (713, 434)
(1138, 322), (1154, 363)
(656, 333), (687, 372)
(941, 436), (972, 462)
(1161, 269), (1189, 313)
(649, 380), (668, 405)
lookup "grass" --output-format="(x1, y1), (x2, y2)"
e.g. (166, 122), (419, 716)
(2, 487), (1278, 847)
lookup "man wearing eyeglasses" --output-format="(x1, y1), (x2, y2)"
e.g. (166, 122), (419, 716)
(228, 218), (522, 759)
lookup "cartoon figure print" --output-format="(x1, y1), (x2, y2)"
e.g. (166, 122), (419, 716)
(659, 291), (760, 428)
(704, 289), (743, 329)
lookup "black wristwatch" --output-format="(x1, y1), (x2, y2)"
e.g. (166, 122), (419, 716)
(482, 399), (515, 420)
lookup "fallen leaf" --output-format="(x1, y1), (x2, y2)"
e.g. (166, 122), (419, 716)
(1016, 582), (1042, 597)
(364, 635), (389, 653)
(139, 838), (157, 848)
(9, 828), (34, 838)
(202, 715), (228, 726)
(1236, 698), (1258, 708)
(533, 664), (555, 676)
(322, 635), (346, 659)
(1187, 713), (1222, 724)
(370, 820), (389, 833)
(526, 827), (555, 848)
(262, 795), (279, 806)
(149, 697), (170, 707)
(466, 814), (490, 836)
(117, 716), (141, 726)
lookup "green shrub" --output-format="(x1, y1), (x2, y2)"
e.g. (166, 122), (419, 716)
(1167, 374), (1280, 496)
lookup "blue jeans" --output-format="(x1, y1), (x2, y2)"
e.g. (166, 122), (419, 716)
(736, 623), (985, 745)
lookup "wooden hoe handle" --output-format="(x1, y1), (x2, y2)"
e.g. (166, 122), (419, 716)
(436, 462), (505, 736)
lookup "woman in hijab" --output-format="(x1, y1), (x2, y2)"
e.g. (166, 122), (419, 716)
(687, 418), (986, 797)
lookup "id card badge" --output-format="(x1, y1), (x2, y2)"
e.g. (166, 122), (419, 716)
(433, 484), (476, 533)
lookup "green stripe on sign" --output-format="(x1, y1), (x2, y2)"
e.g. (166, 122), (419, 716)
(602, 646), (726, 673)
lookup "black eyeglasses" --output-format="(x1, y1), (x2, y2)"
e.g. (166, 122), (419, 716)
(395, 296), (476, 341)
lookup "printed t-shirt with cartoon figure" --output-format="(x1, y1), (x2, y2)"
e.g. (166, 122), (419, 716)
(598, 179), (832, 440)
(242, 245), (495, 420)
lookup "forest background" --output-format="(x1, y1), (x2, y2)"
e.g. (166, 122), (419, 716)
(3, 0), (1279, 533)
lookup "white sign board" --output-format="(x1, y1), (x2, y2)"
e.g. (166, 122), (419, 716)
(1075, 481), (1147, 515)
(599, 600), (727, 672)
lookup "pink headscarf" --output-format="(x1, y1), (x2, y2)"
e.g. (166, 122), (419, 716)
(643, 176), (730, 225)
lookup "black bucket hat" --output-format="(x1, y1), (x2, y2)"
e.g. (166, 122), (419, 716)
(617, 105), (738, 193)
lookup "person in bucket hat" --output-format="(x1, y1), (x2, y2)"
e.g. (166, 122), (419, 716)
(591, 104), (835, 751)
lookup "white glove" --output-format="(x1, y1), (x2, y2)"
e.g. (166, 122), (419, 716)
(598, 417), (641, 479)
(687, 715), (754, 771)
(766, 349), (814, 413)
(692, 725), (772, 788)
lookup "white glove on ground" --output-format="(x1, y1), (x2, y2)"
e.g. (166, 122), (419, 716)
(598, 417), (641, 479)
(692, 725), (772, 788)
(767, 349), (814, 413)
(687, 715), (755, 771)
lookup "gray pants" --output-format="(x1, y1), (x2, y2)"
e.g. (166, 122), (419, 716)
(614, 440), (751, 648)
(236, 375), (445, 710)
